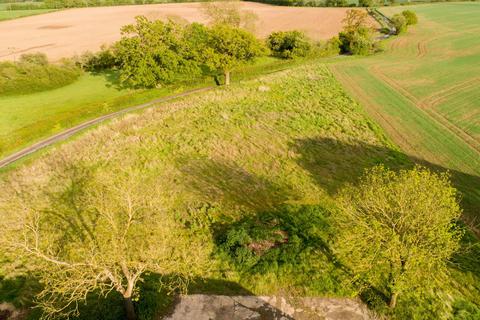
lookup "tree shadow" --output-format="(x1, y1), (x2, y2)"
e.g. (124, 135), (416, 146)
(176, 159), (299, 213)
(90, 69), (128, 90)
(292, 137), (480, 230)
(291, 136), (480, 308)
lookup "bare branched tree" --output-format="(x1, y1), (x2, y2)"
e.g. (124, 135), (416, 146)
(1, 164), (211, 319)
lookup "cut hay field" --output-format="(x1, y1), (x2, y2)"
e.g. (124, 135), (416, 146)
(2, 61), (479, 319)
(330, 2), (480, 226)
(0, 2), (361, 61)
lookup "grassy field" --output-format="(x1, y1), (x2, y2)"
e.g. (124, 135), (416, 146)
(1, 61), (479, 319)
(329, 2), (480, 227)
(0, 3), (55, 21)
(0, 56), (303, 159)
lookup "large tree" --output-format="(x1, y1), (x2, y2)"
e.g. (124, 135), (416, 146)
(201, 24), (265, 85)
(0, 164), (211, 319)
(115, 16), (200, 88)
(334, 166), (462, 309)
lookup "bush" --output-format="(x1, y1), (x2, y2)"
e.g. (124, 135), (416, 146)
(77, 46), (118, 72)
(402, 10), (418, 25)
(314, 37), (341, 57)
(339, 27), (375, 55)
(0, 53), (81, 96)
(266, 30), (312, 59)
(391, 13), (408, 34)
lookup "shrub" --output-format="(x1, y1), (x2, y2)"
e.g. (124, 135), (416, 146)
(78, 45), (118, 72)
(402, 10), (418, 25)
(314, 37), (341, 57)
(391, 13), (408, 34)
(0, 53), (81, 96)
(339, 27), (375, 55)
(266, 30), (312, 59)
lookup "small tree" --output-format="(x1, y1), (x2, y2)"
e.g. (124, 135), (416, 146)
(339, 9), (376, 55)
(334, 166), (462, 309)
(201, 1), (258, 32)
(391, 13), (408, 35)
(1, 165), (211, 319)
(267, 30), (312, 59)
(402, 10), (418, 25)
(115, 16), (200, 88)
(342, 9), (371, 33)
(201, 24), (265, 85)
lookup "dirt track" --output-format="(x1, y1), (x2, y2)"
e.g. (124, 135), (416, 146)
(0, 2), (355, 61)
(0, 86), (214, 168)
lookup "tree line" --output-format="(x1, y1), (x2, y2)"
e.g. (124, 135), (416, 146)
(77, 8), (393, 89)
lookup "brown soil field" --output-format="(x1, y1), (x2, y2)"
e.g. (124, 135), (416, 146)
(0, 2), (361, 61)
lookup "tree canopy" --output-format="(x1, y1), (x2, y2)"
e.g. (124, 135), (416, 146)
(0, 163), (211, 319)
(267, 30), (312, 59)
(199, 23), (266, 85)
(115, 16), (200, 88)
(334, 166), (462, 309)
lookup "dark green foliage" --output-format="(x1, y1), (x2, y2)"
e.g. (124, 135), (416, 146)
(402, 10), (418, 25)
(452, 299), (480, 320)
(314, 37), (342, 57)
(266, 30), (312, 59)
(391, 13), (408, 34)
(115, 17), (201, 88)
(0, 53), (81, 96)
(78, 46), (118, 72)
(216, 205), (355, 296)
(358, 0), (373, 7)
(339, 27), (375, 55)
(325, 0), (348, 6)
(114, 18), (265, 87)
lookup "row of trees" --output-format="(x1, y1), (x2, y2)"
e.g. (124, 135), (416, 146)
(80, 8), (383, 89)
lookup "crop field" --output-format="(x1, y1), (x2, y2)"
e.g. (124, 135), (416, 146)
(330, 2), (480, 225)
(0, 2), (362, 61)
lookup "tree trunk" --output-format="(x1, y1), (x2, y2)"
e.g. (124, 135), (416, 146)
(124, 296), (136, 320)
(224, 70), (230, 86)
(389, 291), (399, 309)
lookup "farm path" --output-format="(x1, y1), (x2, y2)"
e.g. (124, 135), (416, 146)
(0, 86), (213, 168)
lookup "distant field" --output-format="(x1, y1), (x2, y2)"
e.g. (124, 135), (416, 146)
(0, 2), (366, 61)
(330, 2), (480, 225)
(0, 8), (54, 21)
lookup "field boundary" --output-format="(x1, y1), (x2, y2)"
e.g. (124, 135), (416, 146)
(0, 86), (213, 168)
(369, 65), (480, 154)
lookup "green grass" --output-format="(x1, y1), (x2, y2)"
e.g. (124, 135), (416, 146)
(1, 61), (478, 319)
(329, 2), (480, 225)
(0, 8), (55, 21)
(0, 56), (301, 159)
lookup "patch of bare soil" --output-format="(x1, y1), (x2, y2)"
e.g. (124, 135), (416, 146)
(0, 2), (371, 61)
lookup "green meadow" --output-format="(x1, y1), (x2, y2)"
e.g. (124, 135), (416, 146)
(0, 56), (300, 158)
(2, 61), (479, 319)
(330, 2), (480, 225)
(0, 3), (480, 319)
